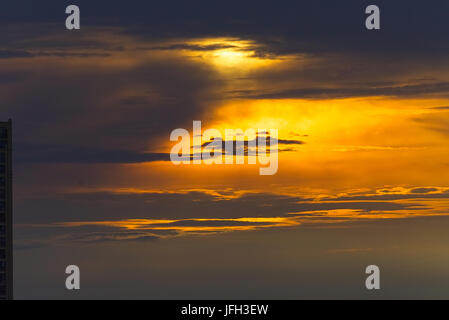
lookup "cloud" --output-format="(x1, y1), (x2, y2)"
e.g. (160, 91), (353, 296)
(0, 46), (224, 154)
(160, 219), (273, 227)
(427, 106), (449, 110)
(321, 188), (449, 201)
(4, 1), (449, 248)
(0, 49), (110, 59)
(197, 136), (305, 157)
(15, 143), (170, 164)
(15, 186), (449, 245)
(236, 82), (449, 100)
(410, 187), (439, 194)
(413, 113), (449, 136)
(0, 50), (34, 58)
(140, 43), (239, 52)
(15, 189), (426, 224)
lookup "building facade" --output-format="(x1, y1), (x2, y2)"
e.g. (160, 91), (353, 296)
(0, 120), (12, 300)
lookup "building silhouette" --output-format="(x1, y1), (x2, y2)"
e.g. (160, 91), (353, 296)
(0, 120), (12, 300)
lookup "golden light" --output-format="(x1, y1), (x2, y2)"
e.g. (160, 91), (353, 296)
(179, 38), (282, 71)
(211, 49), (251, 66)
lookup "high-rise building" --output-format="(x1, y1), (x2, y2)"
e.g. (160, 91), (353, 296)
(0, 120), (12, 300)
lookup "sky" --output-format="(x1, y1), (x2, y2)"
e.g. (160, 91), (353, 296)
(2, 0), (449, 298)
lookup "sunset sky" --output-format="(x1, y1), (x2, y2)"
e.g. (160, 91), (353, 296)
(2, 1), (449, 298)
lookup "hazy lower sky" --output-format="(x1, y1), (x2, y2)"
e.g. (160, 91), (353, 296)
(2, 0), (449, 298)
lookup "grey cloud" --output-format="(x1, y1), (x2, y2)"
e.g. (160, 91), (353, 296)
(237, 82), (449, 100)
(413, 113), (449, 136)
(427, 106), (449, 110)
(161, 219), (272, 227)
(0, 50), (34, 58)
(13, 188), (438, 247)
(0, 49), (110, 58)
(139, 43), (239, 52)
(322, 190), (449, 202)
(410, 187), (439, 194)
(200, 137), (305, 153)
(15, 143), (169, 164)
(0, 53), (224, 153)
(15, 190), (424, 225)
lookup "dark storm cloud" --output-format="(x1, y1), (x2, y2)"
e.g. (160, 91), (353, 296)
(2, 1), (449, 57)
(1, 2), (448, 114)
(0, 53), (223, 153)
(138, 0), (449, 58)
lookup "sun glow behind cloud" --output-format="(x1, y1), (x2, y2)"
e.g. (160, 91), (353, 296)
(151, 95), (449, 194)
(175, 38), (284, 71)
(8, 31), (449, 245)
